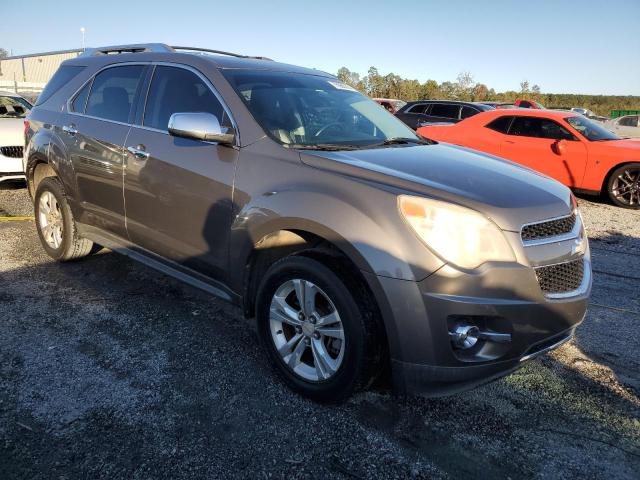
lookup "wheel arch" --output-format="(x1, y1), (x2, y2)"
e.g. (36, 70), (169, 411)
(600, 161), (640, 194)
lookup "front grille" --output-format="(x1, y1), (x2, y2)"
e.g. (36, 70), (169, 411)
(521, 213), (576, 242)
(0, 146), (23, 158)
(535, 259), (584, 295)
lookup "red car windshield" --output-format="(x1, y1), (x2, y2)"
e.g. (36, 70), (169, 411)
(565, 116), (619, 141)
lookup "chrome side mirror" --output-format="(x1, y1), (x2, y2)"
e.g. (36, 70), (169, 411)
(168, 112), (235, 145)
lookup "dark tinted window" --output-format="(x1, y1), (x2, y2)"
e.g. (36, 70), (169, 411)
(461, 106), (478, 119)
(430, 103), (460, 119)
(509, 117), (575, 140)
(70, 81), (91, 113)
(86, 65), (144, 123)
(486, 116), (513, 133)
(620, 116), (638, 127)
(144, 66), (228, 131)
(408, 104), (427, 114)
(35, 66), (85, 106)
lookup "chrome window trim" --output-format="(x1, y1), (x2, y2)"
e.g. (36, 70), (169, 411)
(64, 60), (240, 147)
(520, 211), (581, 247)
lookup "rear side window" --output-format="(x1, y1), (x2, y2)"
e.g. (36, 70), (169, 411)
(509, 117), (575, 140)
(620, 116), (638, 127)
(408, 104), (427, 114)
(35, 66), (85, 106)
(486, 116), (513, 133)
(430, 104), (461, 119)
(461, 106), (478, 119)
(86, 65), (145, 123)
(143, 66), (228, 131)
(70, 81), (91, 113)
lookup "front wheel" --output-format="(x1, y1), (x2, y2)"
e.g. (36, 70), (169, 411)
(34, 177), (94, 261)
(256, 256), (382, 402)
(606, 163), (640, 209)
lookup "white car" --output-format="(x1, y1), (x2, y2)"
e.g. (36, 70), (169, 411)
(0, 91), (31, 183)
(605, 115), (640, 139)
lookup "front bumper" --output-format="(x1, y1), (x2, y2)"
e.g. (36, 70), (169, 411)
(364, 256), (591, 397)
(0, 153), (25, 181)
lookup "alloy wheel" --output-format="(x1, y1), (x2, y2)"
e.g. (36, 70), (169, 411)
(269, 279), (345, 382)
(611, 168), (640, 206)
(38, 191), (63, 249)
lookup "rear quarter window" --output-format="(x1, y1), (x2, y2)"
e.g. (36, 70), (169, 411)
(486, 116), (513, 133)
(35, 65), (85, 106)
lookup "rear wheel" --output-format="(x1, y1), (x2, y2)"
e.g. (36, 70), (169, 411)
(34, 177), (94, 261)
(256, 255), (382, 402)
(607, 163), (640, 209)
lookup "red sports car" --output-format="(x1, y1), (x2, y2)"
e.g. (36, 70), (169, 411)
(417, 109), (640, 208)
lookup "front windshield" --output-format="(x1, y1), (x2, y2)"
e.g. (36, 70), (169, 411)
(0, 95), (32, 118)
(565, 115), (619, 141)
(223, 70), (420, 148)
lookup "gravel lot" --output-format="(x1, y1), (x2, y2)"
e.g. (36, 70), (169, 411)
(1, 181), (639, 479)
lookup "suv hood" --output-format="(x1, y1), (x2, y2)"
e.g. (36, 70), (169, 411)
(300, 143), (572, 232)
(0, 118), (25, 146)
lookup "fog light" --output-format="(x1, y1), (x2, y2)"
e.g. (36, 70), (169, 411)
(450, 324), (480, 349)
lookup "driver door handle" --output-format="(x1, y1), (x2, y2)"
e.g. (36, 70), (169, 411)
(127, 145), (150, 160)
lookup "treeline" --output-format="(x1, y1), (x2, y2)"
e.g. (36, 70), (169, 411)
(337, 67), (640, 117)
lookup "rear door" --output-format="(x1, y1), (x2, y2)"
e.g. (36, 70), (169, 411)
(61, 64), (147, 238)
(618, 116), (639, 138)
(123, 64), (238, 282)
(500, 116), (588, 186)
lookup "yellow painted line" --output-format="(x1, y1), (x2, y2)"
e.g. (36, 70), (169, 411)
(0, 216), (34, 221)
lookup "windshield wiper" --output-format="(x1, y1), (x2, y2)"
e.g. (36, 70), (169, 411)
(286, 143), (361, 151)
(367, 137), (435, 148)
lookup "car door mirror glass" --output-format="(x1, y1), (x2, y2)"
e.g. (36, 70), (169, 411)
(168, 112), (235, 145)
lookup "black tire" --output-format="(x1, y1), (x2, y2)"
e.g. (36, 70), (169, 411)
(34, 177), (94, 261)
(256, 255), (383, 402)
(606, 163), (640, 209)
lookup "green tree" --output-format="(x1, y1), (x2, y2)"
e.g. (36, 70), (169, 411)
(0, 48), (8, 59)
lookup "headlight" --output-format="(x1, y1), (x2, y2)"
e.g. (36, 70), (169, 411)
(398, 195), (516, 269)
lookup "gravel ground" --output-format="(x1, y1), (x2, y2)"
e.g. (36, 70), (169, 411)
(1, 181), (639, 479)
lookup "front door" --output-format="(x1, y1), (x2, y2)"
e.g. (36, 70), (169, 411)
(500, 116), (588, 187)
(123, 65), (238, 282)
(60, 64), (147, 238)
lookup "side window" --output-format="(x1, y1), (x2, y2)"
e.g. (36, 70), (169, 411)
(408, 104), (426, 114)
(539, 119), (575, 140)
(143, 66), (229, 131)
(620, 116), (639, 127)
(430, 103), (461, 119)
(509, 117), (543, 137)
(70, 81), (91, 113)
(35, 66), (85, 106)
(486, 116), (513, 133)
(85, 65), (145, 123)
(508, 117), (575, 140)
(461, 106), (478, 119)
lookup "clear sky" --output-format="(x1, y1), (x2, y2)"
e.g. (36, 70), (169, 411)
(2, 0), (639, 95)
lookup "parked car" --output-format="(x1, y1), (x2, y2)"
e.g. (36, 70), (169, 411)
(395, 100), (494, 129)
(418, 109), (640, 208)
(570, 107), (595, 117)
(480, 102), (518, 109)
(514, 98), (545, 109)
(1, 91), (32, 183)
(373, 98), (406, 113)
(605, 114), (640, 139)
(25, 44), (591, 401)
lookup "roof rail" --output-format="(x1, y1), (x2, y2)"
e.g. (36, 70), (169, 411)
(78, 43), (272, 61)
(171, 46), (272, 61)
(79, 43), (174, 57)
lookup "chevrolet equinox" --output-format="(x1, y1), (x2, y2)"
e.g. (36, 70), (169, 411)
(24, 44), (592, 401)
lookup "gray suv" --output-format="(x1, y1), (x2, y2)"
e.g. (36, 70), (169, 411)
(24, 44), (591, 401)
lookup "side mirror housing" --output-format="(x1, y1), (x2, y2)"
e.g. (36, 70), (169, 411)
(168, 112), (235, 145)
(552, 139), (566, 155)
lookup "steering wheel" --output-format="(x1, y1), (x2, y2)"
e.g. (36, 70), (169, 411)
(314, 122), (345, 138)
